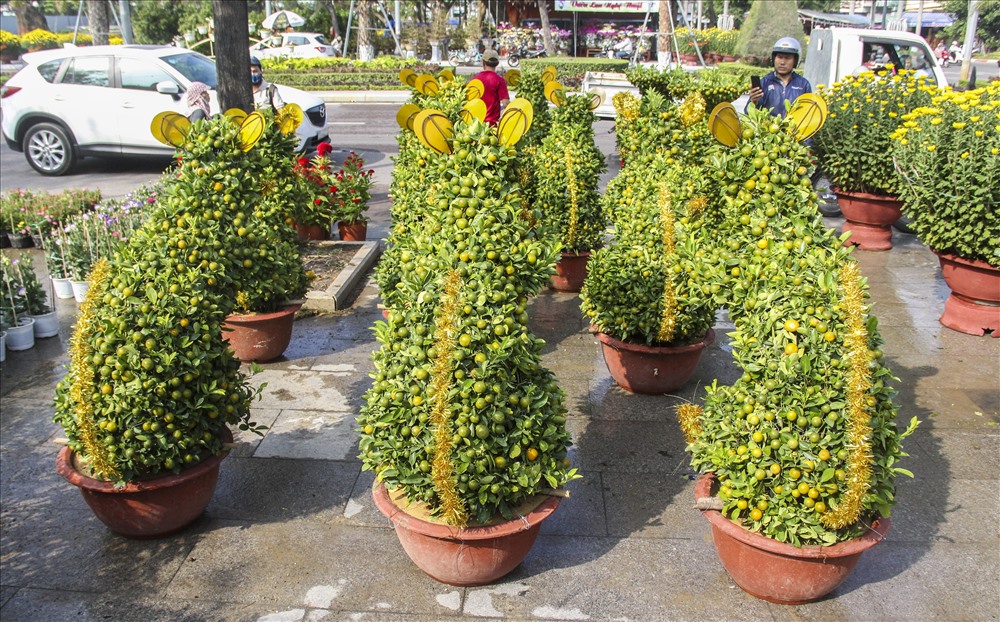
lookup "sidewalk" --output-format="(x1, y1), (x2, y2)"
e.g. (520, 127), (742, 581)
(1, 188), (998, 618)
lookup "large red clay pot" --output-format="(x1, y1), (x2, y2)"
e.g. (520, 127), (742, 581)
(372, 482), (561, 586)
(934, 251), (1000, 337)
(338, 220), (368, 241)
(550, 252), (590, 292)
(223, 303), (301, 363)
(55, 427), (232, 539)
(833, 188), (904, 251)
(695, 473), (890, 605)
(294, 221), (329, 241)
(596, 329), (714, 395)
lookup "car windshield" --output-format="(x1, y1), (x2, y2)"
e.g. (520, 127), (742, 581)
(160, 52), (217, 88)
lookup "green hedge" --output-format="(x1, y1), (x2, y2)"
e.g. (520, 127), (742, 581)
(517, 57), (628, 89)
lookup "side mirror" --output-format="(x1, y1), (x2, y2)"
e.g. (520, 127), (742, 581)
(156, 81), (180, 96)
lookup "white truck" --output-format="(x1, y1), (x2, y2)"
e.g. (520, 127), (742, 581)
(803, 27), (947, 88)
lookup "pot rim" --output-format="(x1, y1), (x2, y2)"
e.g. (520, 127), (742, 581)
(560, 250), (591, 259)
(225, 302), (302, 323)
(830, 187), (901, 202)
(56, 426), (232, 494)
(595, 327), (715, 354)
(372, 481), (561, 542)
(932, 250), (1000, 272)
(694, 473), (890, 559)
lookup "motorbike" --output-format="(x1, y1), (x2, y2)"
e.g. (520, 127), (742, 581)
(448, 48), (482, 66)
(507, 46), (546, 67)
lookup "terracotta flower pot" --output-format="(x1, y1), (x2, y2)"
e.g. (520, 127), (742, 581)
(372, 482), (561, 586)
(338, 220), (367, 241)
(55, 427), (232, 539)
(832, 188), (904, 251)
(223, 303), (301, 363)
(596, 328), (714, 395)
(695, 473), (890, 605)
(294, 221), (329, 241)
(550, 252), (590, 292)
(934, 251), (1000, 337)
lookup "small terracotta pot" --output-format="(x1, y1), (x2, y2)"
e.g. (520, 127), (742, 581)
(223, 303), (301, 363)
(55, 427), (232, 539)
(372, 482), (560, 586)
(294, 222), (329, 241)
(550, 252), (590, 292)
(596, 328), (714, 394)
(338, 220), (367, 241)
(695, 473), (890, 605)
(832, 188), (903, 251)
(934, 251), (1000, 337)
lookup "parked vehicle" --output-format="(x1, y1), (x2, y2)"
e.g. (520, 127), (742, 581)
(507, 46), (547, 67)
(448, 47), (482, 66)
(250, 32), (336, 59)
(803, 27), (947, 88)
(0, 45), (329, 176)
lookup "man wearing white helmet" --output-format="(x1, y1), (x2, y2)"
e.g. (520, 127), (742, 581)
(748, 37), (812, 118)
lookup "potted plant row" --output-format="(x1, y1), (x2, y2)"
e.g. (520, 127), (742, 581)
(678, 101), (919, 604)
(51, 108), (302, 537)
(292, 143), (375, 242)
(891, 82), (1000, 336)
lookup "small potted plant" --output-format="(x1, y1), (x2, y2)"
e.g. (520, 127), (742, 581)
(892, 82), (1000, 335)
(360, 111), (578, 587)
(533, 90), (607, 291)
(682, 101), (919, 604)
(0, 254), (35, 351)
(11, 252), (58, 338)
(813, 68), (936, 250)
(291, 142), (337, 240)
(331, 151), (375, 241)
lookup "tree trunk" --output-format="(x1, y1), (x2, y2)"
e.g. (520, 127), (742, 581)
(356, 0), (373, 61)
(537, 0), (554, 56)
(11, 1), (49, 34)
(86, 0), (111, 45)
(658, 0), (672, 56)
(212, 0), (252, 113)
(327, 0), (341, 38)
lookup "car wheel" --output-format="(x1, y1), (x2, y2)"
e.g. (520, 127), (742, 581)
(24, 122), (76, 176)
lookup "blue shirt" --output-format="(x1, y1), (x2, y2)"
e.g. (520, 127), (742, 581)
(749, 71), (812, 118)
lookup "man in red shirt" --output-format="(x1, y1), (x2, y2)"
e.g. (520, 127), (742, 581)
(472, 49), (509, 124)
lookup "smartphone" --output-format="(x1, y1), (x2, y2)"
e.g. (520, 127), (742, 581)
(750, 75), (761, 91)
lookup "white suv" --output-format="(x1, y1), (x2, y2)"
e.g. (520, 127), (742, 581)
(1, 45), (330, 176)
(250, 33), (336, 59)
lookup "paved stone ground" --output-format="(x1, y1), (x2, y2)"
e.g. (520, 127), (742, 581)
(2, 224), (998, 621)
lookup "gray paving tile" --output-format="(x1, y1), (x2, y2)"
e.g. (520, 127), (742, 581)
(254, 408), (361, 461)
(0, 589), (259, 622)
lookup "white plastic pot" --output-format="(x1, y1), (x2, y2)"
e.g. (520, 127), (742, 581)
(70, 279), (90, 303)
(52, 277), (74, 299)
(5, 318), (36, 351)
(31, 311), (59, 338)
(1, 331), (6, 363)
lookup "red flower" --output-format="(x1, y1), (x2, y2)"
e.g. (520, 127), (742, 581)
(317, 142), (333, 157)
(314, 198), (322, 205)
(297, 157), (310, 168)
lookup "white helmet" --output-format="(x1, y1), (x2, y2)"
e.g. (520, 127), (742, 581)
(772, 37), (802, 66)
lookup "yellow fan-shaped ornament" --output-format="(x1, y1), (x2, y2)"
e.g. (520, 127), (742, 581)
(150, 111), (173, 145)
(544, 80), (566, 106)
(505, 69), (522, 87)
(786, 93), (828, 142)
(465, 78), (485, 101)
(396, 103), (421, 131)
(414, 74), (440, 95)
(223, 108), (248, 124)
(460, 99), (488, 124)
(157, 112), (190, 147)
(438, 68), (455, 83)
(238, 111), (267, 152)
(708, 102), (742, 147)
(399, 68), (417, 87)
(497, 102), (533, 147)
(541, 66), (557, 84)
(412, 109), (454, 154)
(277, 102), (303, 135)
(503, 97), (534, 133)
(587, 87), (606, 110)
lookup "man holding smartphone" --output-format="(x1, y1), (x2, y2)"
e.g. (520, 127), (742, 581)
(747, 37), (812, 118)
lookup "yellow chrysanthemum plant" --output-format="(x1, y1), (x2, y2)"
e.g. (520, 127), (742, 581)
(685, 100), (919, 547)
(358, 101), (579, 529)
(52, 107), (310, 484)
(813, 67), (938, 196)
(892, 83), (1000, 264)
